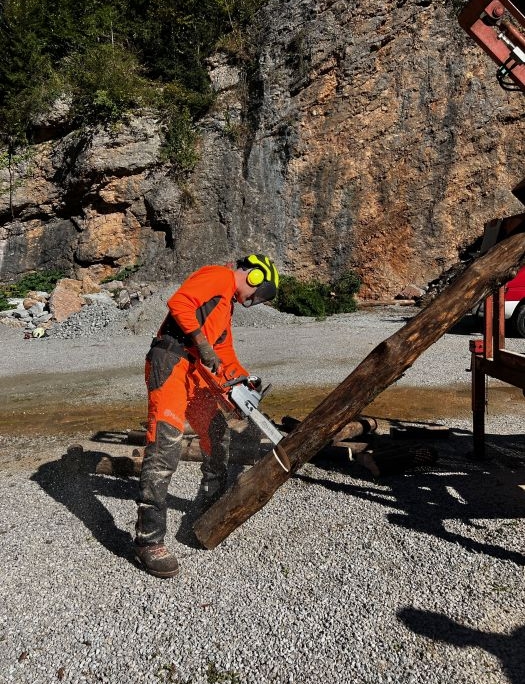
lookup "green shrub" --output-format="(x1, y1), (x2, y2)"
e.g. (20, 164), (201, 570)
(326, 270), (361, 315)
(63, 43), (150, 123)
(160, 106), (200, 173)
(0, 293), (10, 311)
(0, 268), (65, 301)
(275, 275), (327, 318)
(0, 0), (266, 152)
(275, 270), (361, 318)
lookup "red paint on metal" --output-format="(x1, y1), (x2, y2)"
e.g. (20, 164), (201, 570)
(459, 0), (525, 91)
(469, 339), (485, 353)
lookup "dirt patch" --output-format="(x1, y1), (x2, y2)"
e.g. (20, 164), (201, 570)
(263, 383), (525, 423)
(2, 375), (524, 439)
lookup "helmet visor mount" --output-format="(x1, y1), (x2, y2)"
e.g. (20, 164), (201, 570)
(242, 280), (277, 307)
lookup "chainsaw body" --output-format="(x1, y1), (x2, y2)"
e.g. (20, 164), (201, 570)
(197, 363), (283, 445)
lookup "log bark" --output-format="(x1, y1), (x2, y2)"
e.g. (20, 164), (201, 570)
(331, 417), (377, 443)
(193, 233), (525, 549)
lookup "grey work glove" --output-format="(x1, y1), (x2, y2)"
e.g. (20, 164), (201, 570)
(191, 329), (222, 373)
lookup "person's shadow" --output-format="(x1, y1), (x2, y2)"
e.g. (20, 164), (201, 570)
(399, 607), (525, 684)
(30, 448), (193, 563)
(174, 460), (246, 549)
(31, 449), (136, 561)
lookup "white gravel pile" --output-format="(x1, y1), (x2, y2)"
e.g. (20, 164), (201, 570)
(48, 302), (133, 340)
(124, 284), (306, 337)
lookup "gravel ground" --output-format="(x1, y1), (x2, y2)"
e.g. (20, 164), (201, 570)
(1, 298), (524, 684)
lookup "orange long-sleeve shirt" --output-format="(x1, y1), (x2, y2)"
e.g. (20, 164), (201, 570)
(163, 265), (248, 378)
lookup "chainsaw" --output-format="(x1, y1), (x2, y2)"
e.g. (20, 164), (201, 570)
(197, 362), (284, 446)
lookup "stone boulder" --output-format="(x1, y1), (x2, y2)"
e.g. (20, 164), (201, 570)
(82, 291), (115, 306)
(395, 284), (426, 300)
(48, 279), (85, 322)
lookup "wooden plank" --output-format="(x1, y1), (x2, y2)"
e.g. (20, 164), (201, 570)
(478, 358), (525, 389)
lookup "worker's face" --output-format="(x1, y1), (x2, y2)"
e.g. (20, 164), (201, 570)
(234, 271), (258, 306)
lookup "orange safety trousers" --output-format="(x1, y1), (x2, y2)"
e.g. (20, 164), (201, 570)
(145, 354), (222, 456)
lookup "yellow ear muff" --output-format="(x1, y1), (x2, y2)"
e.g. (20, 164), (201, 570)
(247, 268), (265, 286)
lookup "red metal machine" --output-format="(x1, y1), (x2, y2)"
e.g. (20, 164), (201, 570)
(459, 0), (525, 457)
(459, 0), (525, 91)
(468, 198), (525, 458)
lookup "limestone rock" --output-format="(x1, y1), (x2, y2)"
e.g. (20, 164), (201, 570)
(32, 94), (73, 142)
(48, 279), (84, 322)
(81, 275), (102, 294)
(101, 280), (125, 292)
(71, 114), (162, 178)
(75, 209), (143, 265)
(208, 52), (242, 92)
(23, 297), (40, 310)
(26, 291), (49, 303)
(116, 289), (131, 309)
(0, 316), (25, 328)
(99, 176), (145, 206)
(395, 284), (426, 300)
(82, 291), (115, 306)
(27, 302), (45, 317)
(0, 1), (523, 297)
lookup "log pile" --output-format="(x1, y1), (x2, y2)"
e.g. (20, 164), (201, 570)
(93, 412), (441, 481)
(93, 414), (381, 478)
(94, 419), (263, 477)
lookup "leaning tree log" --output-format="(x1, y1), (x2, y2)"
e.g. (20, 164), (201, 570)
(193, 232), (525, 549)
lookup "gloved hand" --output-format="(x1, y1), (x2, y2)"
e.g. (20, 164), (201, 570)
(198, 340), (222, 373)
(191, 329), (222, 373)
(247, 375), (262, 392)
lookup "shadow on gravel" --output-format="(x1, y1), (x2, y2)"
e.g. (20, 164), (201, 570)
(297, 429), (525, 567)
(446, 314), (483, 336)
(380, 311), (485, 336)
(378, 312), (510, 338)
(398, 608), (525, 684)
(31, 448), (207, 559)
(31, 450), (137, 561)
(175, 462), (245, 550)
(30, 449), (190, 562)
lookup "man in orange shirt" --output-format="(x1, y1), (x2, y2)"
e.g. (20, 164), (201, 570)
(134, 254), (279, 578)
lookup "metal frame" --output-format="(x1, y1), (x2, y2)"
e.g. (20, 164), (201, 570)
(470, 286), (525, 458)
(459, 0), (525, 91)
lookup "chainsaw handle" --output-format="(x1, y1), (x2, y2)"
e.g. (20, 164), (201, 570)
(223, 375), (249, 388)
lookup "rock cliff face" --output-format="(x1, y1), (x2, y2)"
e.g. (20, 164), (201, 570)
(0, 0), (523, 297)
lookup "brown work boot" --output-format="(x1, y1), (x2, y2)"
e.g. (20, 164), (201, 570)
(134, 544), (180, 578)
